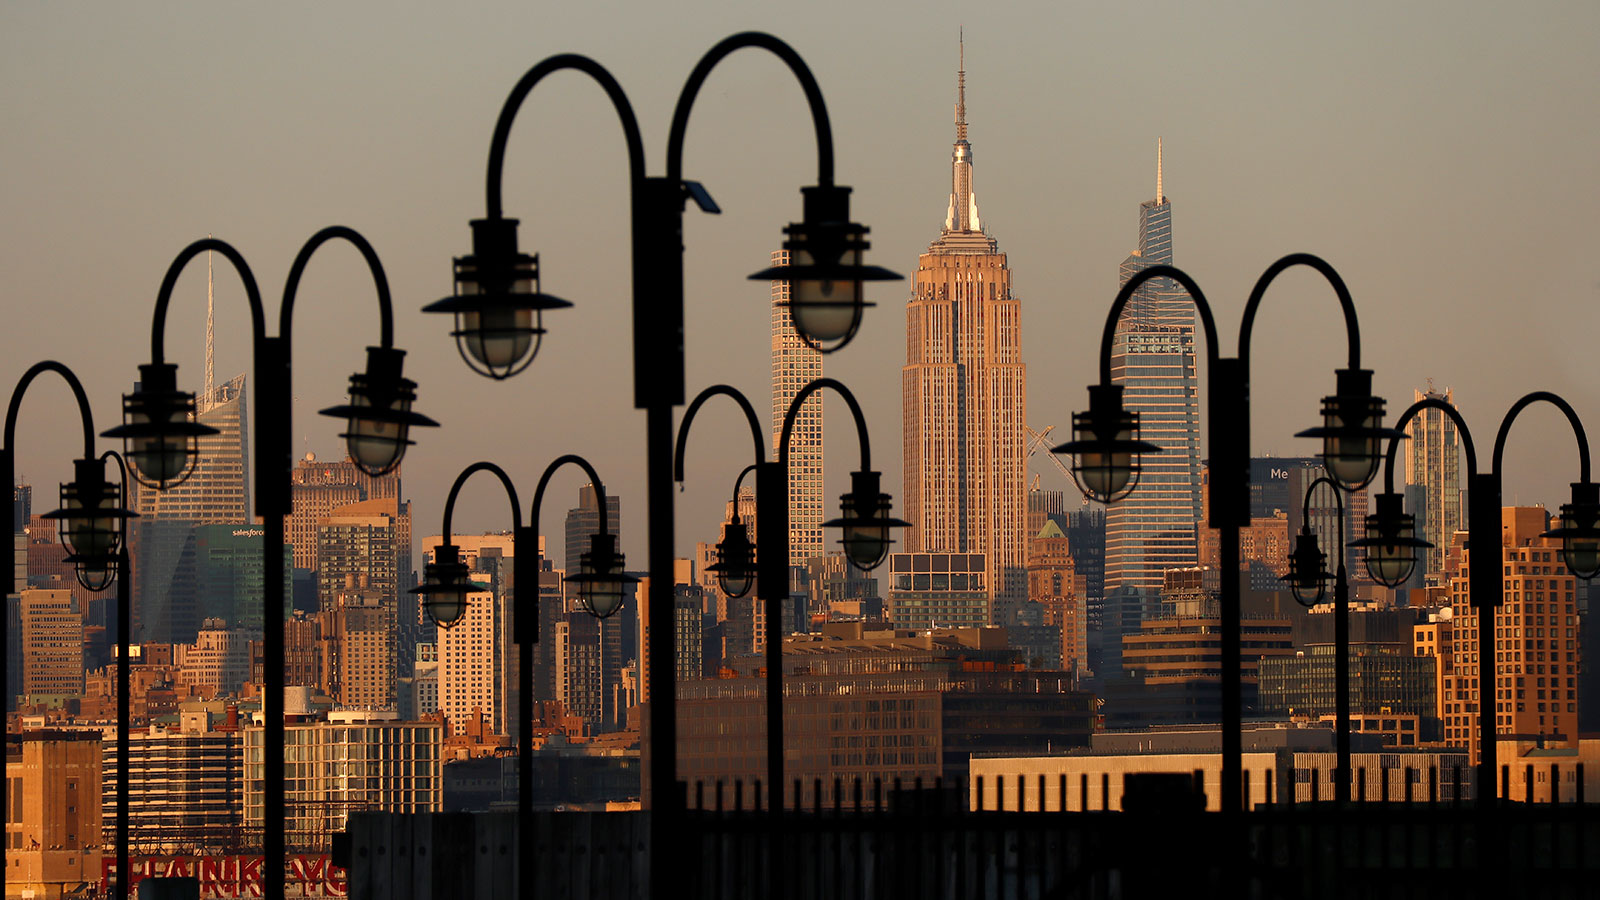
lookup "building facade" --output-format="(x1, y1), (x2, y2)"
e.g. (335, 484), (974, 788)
(769, 248), (826, 565)
(1405, 384), (1461, 582)
(902, 43), (1027, 626)
(1105, 142), (1203, 598)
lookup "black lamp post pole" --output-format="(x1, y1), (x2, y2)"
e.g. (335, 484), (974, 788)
(1071, 255), (1379, 814)
(1294, 475), (1350, 796)
(115, 539), (131, 896)
(2, 361), (100, 890)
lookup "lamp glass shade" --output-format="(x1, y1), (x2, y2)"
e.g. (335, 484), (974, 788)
(1549, 493), (1600, 580)
(1562, 540), (1600, 581)
(1319, 401), (1382, 491)
(74, 558), (116, 593)
(104, 364), (217, 490)
(410, 546), (478, 629)
(426, 590), (468, 630)
(57, 484), (121, 561)
(1076, 422), (1136, 502)
(344, 386), (406, 475)
(571, 534), (633, 620)
(842, 517), (891, 571)
(1362, 514), (1418, 588)
(788, 245), (863, 346)
(460, 305), (537, 374)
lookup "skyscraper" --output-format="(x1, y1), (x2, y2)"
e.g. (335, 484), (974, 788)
(1405, 383), (1461, 582)
(1104, 141), (1203, 597)
(131, 373), (251, 643)
(902, 40), (1028, 625)
(770, 249), (825, 564)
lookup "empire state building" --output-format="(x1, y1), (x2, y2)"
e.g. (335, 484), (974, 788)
(902, 41), (1028, 626)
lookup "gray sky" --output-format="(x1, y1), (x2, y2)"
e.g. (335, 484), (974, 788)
(4, 1), (1598, 568)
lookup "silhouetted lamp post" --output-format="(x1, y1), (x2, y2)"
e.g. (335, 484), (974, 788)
(1361, 390), (1597, 807)
(412, 457), (630, 897)
(676, 377), (906, 811)
(105, 229), (435, 898)
(3, 362), (140, 898)
(431, 33), (899, 893)
(1054, 254), (1398, 812)
(1281, 475), (1353, 800)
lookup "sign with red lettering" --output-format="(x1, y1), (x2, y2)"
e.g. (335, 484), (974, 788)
(100, 854), (347, 897)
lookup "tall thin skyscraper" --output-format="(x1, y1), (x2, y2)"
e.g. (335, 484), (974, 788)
(1104, 141), (1203, 597)
(770, 250), (825, 564)
(902, 40), (1028, 625)
(1404, 383), (1460, 582)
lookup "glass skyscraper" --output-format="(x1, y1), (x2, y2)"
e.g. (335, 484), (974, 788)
(1104, 141), (1203, 597)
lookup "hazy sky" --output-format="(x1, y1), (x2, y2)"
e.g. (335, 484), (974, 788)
(4, 1), (1598, 568)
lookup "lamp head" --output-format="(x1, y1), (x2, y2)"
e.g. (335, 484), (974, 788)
(823, 469), (911, 571)
(1283, 527), (1331, 607)
(317, 346), (439, 476)
(568, 532), (637, 620)
(103, 363), (218, 489)
(1350, 491), (1432, 588)
(43, 457), (135, 592)
(705, 516), (756, 599)
(748, 186), (902, 354)
(1544, 481), (1600, 580)
(424, 217), (573, 379)
(1295, 368), (1403, 492)
(409, 543), (482, 629)
(1053, 384), (1162, 504)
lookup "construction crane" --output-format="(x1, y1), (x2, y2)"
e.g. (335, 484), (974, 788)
(1025, 424), (1089, 506)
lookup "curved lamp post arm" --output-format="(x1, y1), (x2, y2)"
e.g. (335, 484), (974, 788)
(780, 377), (869, 470)
(530, 454), (611, 537)
(1492, 391), (1591, 483)
(1094, 264), (1221, 384)
(279, 226), (395, 347)
(486, 55), (647, 220)
(666, 31), (834, 186)
(149, 238), (267, 363)
(1383, 397), (1480, 494)
(673, 384), (766, 482)
(1237, 253), (1362, 374)
(440, 461), (524, 542)
(5, 361), (96, 457)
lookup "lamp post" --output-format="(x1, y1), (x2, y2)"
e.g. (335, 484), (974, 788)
(429, 33), (899, 890)
(1054, 254), (1398, 812)
(2, 362), (135, 894)
(42, 449), (137, 899)
(411, 457), (628, 897)
(104, 229), (436, 898)
(674, 378), (906, 811)
(1282, 475), (1352, 799)
(1361, 391), (1598, 807)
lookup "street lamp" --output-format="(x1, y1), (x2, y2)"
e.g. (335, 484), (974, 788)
(704, 466), (759, 600)
(2, 362), (140, 899)
(435, 33), (899, 891)
(412, 457), (628, 890)
(105, 229), (436, 899)
(1280, 475), (1356, 799)
(44, 451), (137, 899)
(1366, 391), (1596, 807)
(675, 377), (906, 812)
(1054, 253), (1399, 812)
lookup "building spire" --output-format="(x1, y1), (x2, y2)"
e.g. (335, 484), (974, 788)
(1156, 137), (1164, 204)
(203, 235), (215, 411)
(956, 29), (966, 143)
(944, 32), (981, 234)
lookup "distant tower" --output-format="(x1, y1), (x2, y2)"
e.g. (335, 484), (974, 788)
(203, 239), (215, 411)
(1404, 383), (1461, 582)
(1104, 140), (1202, 597)
(902, 37), (1029, 626)
(769, 249), (824, 564)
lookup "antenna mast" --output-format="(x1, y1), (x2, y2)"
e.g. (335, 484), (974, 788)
(203, 236), (215, 410)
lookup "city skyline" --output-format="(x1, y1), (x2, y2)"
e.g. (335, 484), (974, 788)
(2, 3), (1597, 573)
